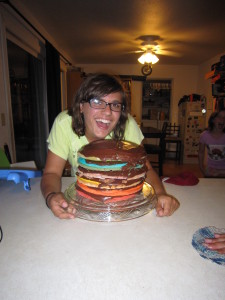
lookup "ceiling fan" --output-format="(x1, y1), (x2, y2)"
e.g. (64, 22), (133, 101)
(135, 36), (179, 56)
(132, 35), (180, 75)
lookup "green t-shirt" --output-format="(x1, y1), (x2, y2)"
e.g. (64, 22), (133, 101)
(47, 111), (144, 176)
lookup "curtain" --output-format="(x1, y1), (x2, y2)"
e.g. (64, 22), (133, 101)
(28, 55), (47, 168)
(46, 41), (61, 131)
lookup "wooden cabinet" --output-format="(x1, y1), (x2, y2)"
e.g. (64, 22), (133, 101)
(142, 79), (171, 124)
(120, 77), (132, 113)
(66, 70), (84, 109)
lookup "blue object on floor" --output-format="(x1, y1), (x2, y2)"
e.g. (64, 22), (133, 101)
(0, 169), (42, 191)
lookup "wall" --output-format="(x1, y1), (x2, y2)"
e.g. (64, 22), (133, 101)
(78, 64), (199, 124)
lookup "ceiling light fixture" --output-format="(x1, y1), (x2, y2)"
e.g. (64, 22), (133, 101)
(138, 50), (159, 76)
(138, 50), (159, 65)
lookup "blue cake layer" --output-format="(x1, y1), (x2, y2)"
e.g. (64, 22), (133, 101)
(78, 157), (127, 171)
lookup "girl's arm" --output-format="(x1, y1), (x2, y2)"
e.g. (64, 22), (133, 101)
(41, 150), (76, 219)
(145, 160), (180, 216)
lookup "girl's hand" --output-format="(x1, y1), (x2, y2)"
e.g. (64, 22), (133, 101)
(155, 194), (180, 217)
(204, 234), (225, 254)
(47, 192), (76, 219)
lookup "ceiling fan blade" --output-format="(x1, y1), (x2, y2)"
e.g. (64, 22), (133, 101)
(155, 49), (182, 57)
(127, 49), (144, 54)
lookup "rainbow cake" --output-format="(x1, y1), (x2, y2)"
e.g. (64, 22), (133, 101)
(76, 139), (148, 203)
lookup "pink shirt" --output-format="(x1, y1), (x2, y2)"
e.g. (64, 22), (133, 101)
(199, 130), (225, 169)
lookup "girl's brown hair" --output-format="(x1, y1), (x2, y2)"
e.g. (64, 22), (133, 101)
(68, 73), (128, 140)
(207, 110), (225, 132)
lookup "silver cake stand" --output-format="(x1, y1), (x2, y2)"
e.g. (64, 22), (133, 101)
(64, 182), (157, 222)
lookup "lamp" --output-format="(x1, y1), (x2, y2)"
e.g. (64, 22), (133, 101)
(138, 50), (159, 65)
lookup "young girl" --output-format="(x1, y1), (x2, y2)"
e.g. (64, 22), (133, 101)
(41, 73), (179, 219)
(198, 110), (225, 177)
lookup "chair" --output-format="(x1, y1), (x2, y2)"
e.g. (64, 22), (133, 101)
(164, 123), (182, 164)
(63, 160), (72, 177)
(4, 144), (12, 163)
(0, 144), (37, 170)
(143, 122), (168, 176)
(0, 148), (11, 168)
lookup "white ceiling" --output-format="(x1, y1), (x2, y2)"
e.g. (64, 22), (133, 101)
(9, 0), (225, 66)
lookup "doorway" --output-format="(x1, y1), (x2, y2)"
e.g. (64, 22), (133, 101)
(7, 39), (47, 169)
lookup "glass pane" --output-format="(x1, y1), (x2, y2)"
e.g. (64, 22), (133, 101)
(7, 39), (47, 169)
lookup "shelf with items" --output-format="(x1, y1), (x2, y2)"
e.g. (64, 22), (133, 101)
(142, 79), (171, 122)
(205, 69), (225, 84)
(205, 54), (225, 111)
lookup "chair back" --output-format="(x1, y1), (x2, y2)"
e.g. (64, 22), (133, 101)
(0, 148), (10, 168)
(166, 123), (180, 138)
(159, 122), (168, 151)
(4, 144), (12, 163)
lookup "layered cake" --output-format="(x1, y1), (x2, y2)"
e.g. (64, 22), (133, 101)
(76, 139), (148, 203)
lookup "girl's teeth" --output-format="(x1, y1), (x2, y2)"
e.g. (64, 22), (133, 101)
(96, 119), (110, 124)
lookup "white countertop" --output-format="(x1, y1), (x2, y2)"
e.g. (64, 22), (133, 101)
(0, 177), (225, 300)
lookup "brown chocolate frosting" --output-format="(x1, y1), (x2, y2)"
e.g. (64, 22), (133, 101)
(78, 139), (147, 162)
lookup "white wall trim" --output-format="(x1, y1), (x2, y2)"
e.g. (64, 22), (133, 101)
(0, 11), (14, 156)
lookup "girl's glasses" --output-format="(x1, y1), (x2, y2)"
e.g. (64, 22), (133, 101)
(87, 98), (124, 112)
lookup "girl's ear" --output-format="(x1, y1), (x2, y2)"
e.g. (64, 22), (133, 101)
(80, 102), (83, 113)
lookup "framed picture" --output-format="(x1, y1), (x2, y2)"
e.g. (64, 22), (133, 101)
(120, 77), (131, 112)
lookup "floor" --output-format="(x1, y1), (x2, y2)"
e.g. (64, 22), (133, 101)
(162, 159), (203, 178)
(148, 155), (203, 178)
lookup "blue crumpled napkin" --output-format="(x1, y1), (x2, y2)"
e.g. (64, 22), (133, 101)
(192, 226), (225, 266)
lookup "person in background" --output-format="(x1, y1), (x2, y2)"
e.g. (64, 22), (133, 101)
(198, 109), (225, 177)
(204, 234), (225, 254)
(41, 73), (179, 219)
(199, 110), (225, 254)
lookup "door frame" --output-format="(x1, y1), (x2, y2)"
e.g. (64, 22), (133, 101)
(0, 4), (48, 162)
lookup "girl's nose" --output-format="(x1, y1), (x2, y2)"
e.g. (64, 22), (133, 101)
(103, 104), (112, 114)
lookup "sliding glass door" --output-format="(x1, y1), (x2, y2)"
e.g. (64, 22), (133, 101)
(7, 39), (47, 169)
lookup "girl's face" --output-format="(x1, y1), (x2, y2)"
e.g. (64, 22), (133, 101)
(213, 111), (225, 132)
(80, 92), (123, 142)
